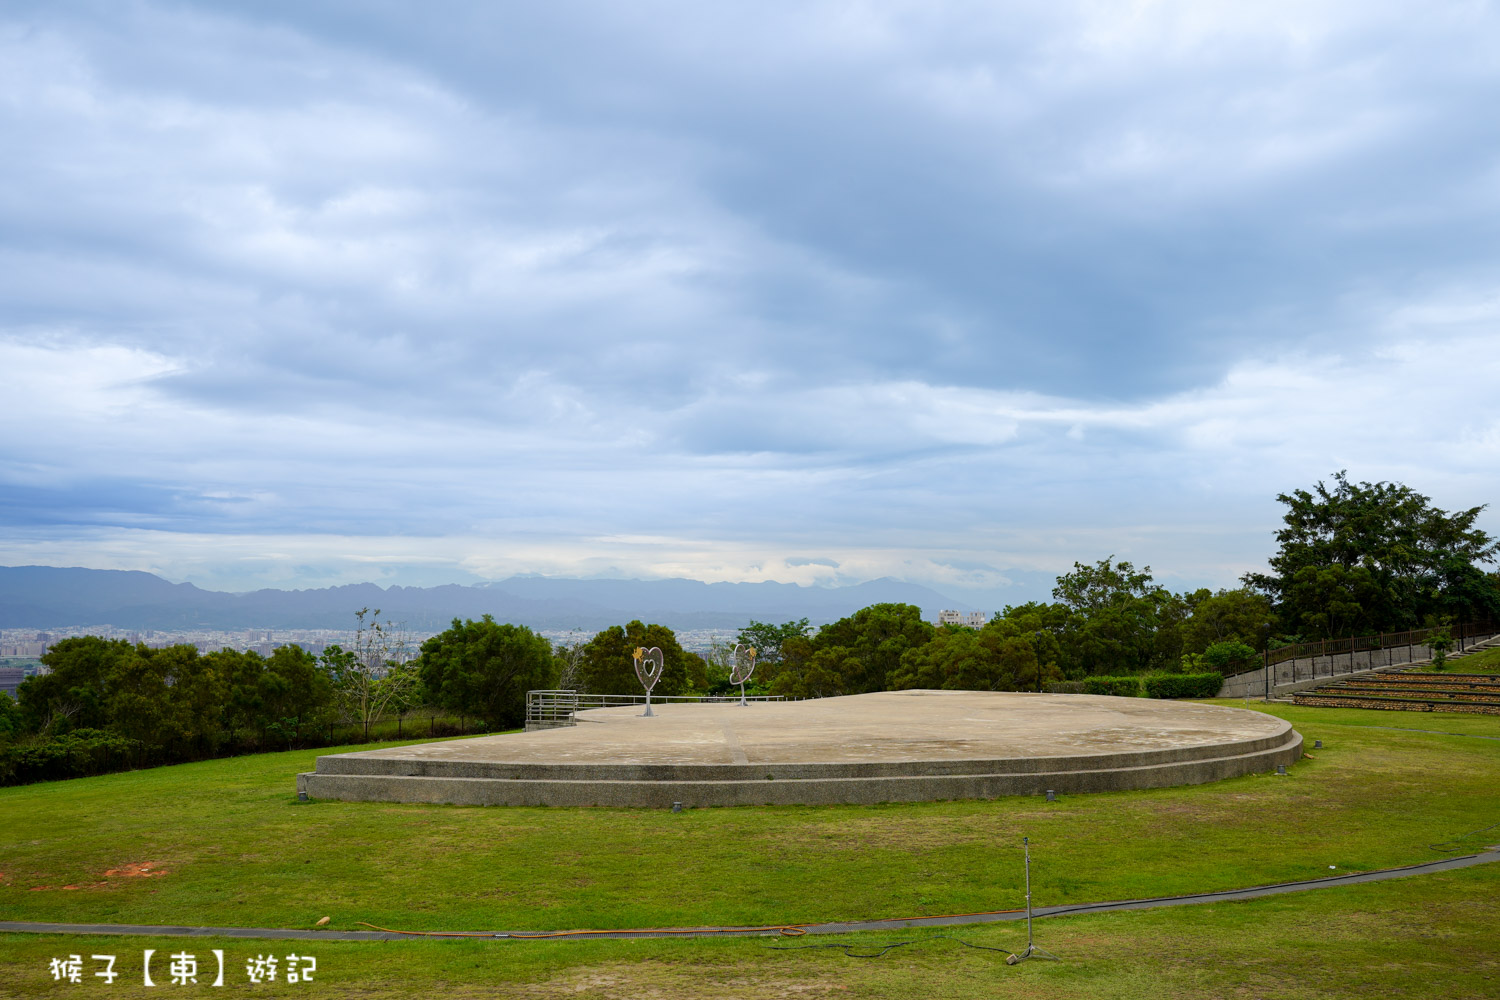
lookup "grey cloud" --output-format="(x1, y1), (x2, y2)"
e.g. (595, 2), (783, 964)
(1, 1), (1499, 596)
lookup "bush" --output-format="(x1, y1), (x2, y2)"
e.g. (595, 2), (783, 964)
(1043, 681), (1086, 694)
(0, 728), (145, 787)
(1082, 676), (1142, 697)
(1142, 673), (1224, 699)
(1201, 641), (1258, 673)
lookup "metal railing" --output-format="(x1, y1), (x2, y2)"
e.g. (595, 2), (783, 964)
(525, 690), (786, 730)
(1220, 620), (1499, 682)
(1264, 620), (1498, 667)
(1214, 621), (1500, 700)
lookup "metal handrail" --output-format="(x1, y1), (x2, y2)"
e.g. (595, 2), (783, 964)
(1218, 620), (1499, 682)
(525, 689), (785, 730)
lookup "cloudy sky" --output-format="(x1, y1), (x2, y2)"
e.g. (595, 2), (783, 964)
(2, 0), (1499, 605)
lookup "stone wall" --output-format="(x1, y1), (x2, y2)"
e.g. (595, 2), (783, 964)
(1215, 633), (1497, 699)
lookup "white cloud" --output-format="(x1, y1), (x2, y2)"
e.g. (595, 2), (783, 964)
(1, 1), (1499, 603)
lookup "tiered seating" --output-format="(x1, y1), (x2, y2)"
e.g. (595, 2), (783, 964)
(1293, 672), (1500, 714)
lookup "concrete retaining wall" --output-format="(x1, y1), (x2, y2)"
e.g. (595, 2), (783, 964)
(1216, 633), (1498, 699)
(299, 729), (1304, 808)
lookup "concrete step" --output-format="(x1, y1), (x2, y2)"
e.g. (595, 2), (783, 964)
(300, 731), (1305, 808)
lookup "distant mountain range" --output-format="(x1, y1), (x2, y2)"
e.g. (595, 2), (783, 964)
(0, 566), (971, 631)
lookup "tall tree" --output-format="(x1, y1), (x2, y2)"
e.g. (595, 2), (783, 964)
(735, 619), (812, 665)
(812, 603), (933, 693)
(1179, 588), (1275, 653)
(321, 608), (417, 740)
(1244, 472), (1500, 636)
(1052, 557), (1171, 675)
(576, 621), (701, 695)
(770, 645), (860, 699)
(891, 617), (1062, 692)
(418, 615), (555, 730)
(21, 636), (131, 733)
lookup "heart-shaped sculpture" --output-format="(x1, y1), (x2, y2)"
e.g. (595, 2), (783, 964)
(730, 644), (756, 686)
(634, 646), (664, 690)
(633, 646), (665, 716)
(730, 644), (757, 707)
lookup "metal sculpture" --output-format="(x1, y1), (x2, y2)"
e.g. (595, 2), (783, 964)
(730, 644), (756, 706)
(633, 646), (664, 716)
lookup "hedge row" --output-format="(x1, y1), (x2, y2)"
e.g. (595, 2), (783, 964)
(1142, 673), (1224, 699)
(0, 729), (145, 787)
(1076, 673), (1224, 699)
(1082, 676), (1144, 697)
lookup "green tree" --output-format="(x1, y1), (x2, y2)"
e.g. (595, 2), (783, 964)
(148, 644), (223, 753)
(736, 619), (812, 666)
(734, 618), (812, 691)
(812, 603), (933, 693)
(265, 643), (332, 731)
(576, 621), (700, 696)
(321, 608), (418, 740)
(21, 636), (132, 733)
(1245, 472), (1500, 637)
(234, 643), (335, 746)
(0, 691), (22, 741)
(1427, 625), (1453, 671)
(1180, 588), (1275, 653)
(1199, 640), (1258, 673)
(418, 615), (556, 729)
(771, 645), (860, 699)
(1052, 557), (1171, 675)
(890, 619), (1062, 692)
(100, 644), (179, 749)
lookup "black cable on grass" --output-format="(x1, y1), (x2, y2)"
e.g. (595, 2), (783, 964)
(1429, 821), (1500, 854)
(763, 934), (1015, 960)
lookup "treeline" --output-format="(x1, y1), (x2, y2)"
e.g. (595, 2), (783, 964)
(738, 565), (1278, 701)
(2, 472), (1496, 785)
(773, 472), (1499, 699)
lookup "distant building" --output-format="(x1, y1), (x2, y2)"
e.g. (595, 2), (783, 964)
(0, 667), (24, 699)
(937, 610), (988, 629)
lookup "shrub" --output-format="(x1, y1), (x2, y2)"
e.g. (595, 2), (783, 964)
(1427, 626), (1453, 671)
(1082, 676), (1142, 697)
(1142, 673), (1224, 699)
(0, 728), (145, 787)
(1201, 641), (1259, 673)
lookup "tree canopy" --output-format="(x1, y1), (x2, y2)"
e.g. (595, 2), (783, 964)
(1244, 471), (1500, 636)
(418, 615), (556, 729)
(576, 621), (706, 696)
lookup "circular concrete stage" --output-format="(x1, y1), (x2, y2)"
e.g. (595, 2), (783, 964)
(299, 690), (1301, 808)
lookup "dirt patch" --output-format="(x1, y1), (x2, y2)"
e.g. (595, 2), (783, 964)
(24, 862), (168, 892)
(103, 861), (168, 879)
(530, 966), (848, 999)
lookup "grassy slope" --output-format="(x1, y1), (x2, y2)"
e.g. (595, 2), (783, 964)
(0, 703), (1496, 937)
(1427, 644), (1500, 673)
(3, 863), (1496, 998)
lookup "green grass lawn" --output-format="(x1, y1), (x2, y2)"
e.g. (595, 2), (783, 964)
(3, 856), (1496, 998)
(2, 702), (1497, 996)
(1430, 644), (1500, 673)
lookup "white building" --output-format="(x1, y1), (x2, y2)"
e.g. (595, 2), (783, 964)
(937, 610), (988, 629)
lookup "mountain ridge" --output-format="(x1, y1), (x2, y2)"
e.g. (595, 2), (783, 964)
(0, 565), (972, 631)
